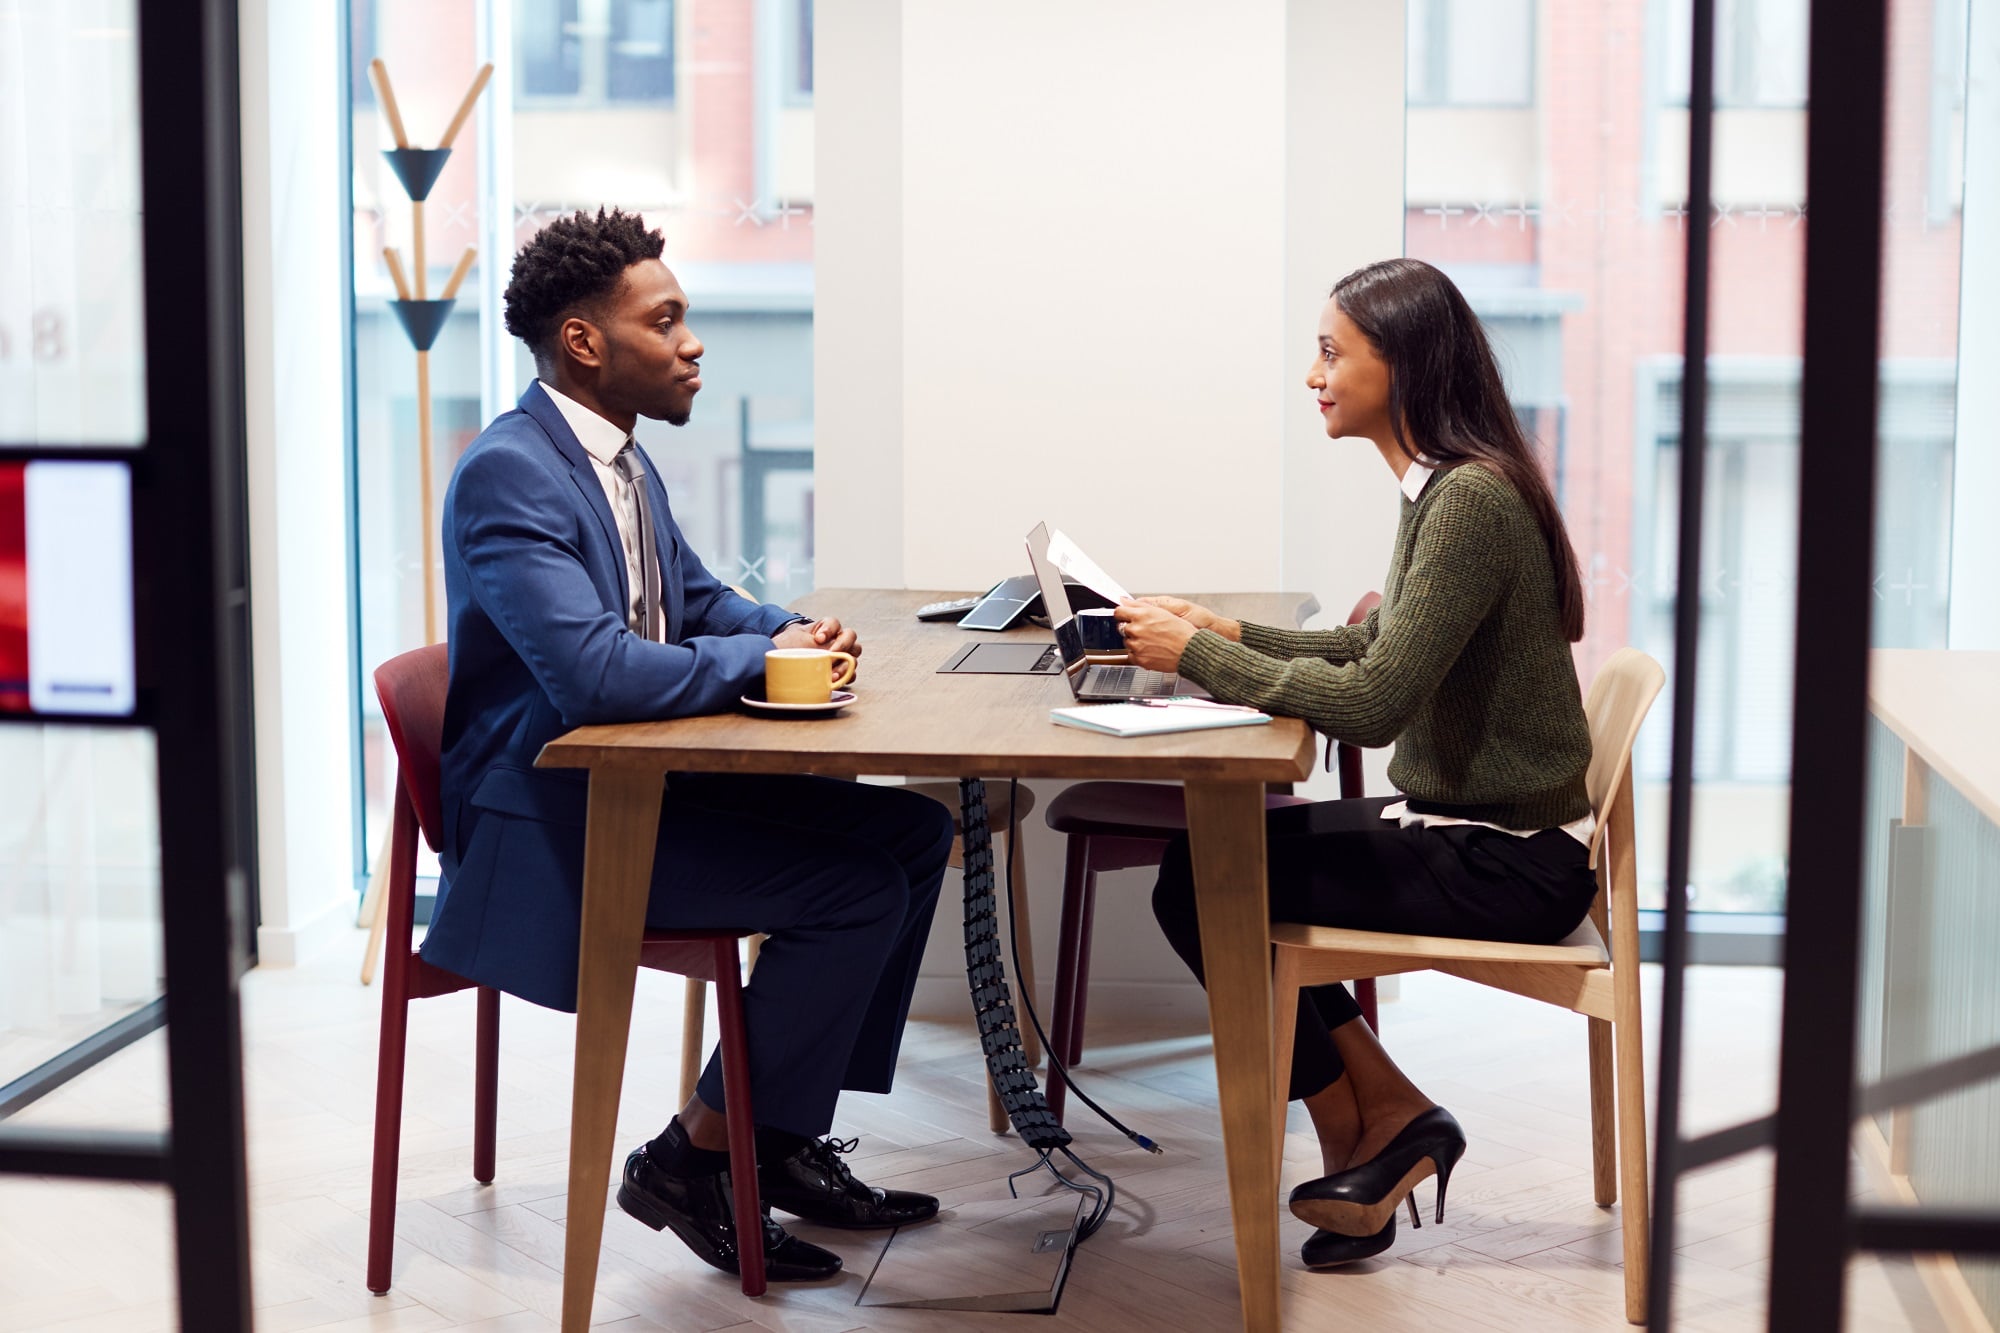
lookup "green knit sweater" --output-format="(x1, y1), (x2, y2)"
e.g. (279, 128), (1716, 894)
(1178, 463), (1593, 830)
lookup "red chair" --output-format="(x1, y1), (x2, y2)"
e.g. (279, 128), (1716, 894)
(366, 644), (769, 1297)
(1043, 593), (1384, 1122)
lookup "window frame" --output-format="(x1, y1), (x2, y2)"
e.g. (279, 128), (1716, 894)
(513, 0), (679, 110)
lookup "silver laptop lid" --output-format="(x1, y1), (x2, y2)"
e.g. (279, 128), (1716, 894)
(1024, 523), (1091, 692)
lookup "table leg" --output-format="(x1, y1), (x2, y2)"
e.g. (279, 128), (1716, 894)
(563, 770), (663, 1333)
(1184, 779), (1281, 1333)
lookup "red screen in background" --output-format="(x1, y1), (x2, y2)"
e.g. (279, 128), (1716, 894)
(0, 463), (26, 712)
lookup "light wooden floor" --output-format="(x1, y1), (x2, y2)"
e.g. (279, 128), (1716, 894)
(0, 940), (1953, 1332)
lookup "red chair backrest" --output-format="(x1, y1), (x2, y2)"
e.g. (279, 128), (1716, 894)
(373, 644), (450, 854)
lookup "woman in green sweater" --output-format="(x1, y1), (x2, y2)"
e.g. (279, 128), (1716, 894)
(1115, 258), (1597, 1270)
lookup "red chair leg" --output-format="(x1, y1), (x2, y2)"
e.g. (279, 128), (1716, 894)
(1356, 977), (1380, 1035)
(473, 986), (500, 1184)
(367, 791), (419, 1294)
(710, 940), (766, 1298)
(1047, 835), (1093, 1123)
(1066, 868), (1100, 1067)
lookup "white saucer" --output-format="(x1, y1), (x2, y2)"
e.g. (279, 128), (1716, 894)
(740, 689), (858, 715)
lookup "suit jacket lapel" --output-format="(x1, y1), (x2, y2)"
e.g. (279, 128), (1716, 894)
(519, 384), (629, 616)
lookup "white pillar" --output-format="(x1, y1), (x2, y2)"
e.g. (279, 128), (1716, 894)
(815, 0), (1408, 1015)
(240, 0), (360, 964)
(812, 0), (905, 587)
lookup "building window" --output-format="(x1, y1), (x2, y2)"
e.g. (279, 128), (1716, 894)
(1665, 0), (1809, 108)
(1407, 0), (1534, 108)
(792, 0), (813, 101)
(518, 0), (676, 105)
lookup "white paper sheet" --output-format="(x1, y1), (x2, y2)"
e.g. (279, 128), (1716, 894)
(1046, 528), (1132, 604)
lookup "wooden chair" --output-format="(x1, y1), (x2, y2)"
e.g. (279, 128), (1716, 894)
(1269, 647), (1664, 1324)
(677, 781), (1042, 1136)
(367, 644), (770, 1297)
(1040, 592), (1385, 1124)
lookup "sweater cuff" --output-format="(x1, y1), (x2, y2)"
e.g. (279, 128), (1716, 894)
(1178, 627), (1282, 700)
(1236, 620), (1295, 659)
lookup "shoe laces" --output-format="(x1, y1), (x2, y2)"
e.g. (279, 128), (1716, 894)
(804, 1135), (861, 1194)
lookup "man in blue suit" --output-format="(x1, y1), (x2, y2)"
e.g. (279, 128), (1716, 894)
(430, 207), (954, 1282)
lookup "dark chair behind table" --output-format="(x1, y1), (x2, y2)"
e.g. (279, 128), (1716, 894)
(366, 644), (771, 1297)
(1041, 592), (1385, 1123)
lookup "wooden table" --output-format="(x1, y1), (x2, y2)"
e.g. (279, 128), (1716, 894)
(1869, 649), (2000, 828)
(537, 589), (1319, 1332)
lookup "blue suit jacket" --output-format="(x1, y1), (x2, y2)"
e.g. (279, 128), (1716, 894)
(424, 382), (801, 1011)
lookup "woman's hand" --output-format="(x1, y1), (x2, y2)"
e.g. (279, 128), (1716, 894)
(1137, 595), (1241, 642)
(1114, 600), (1199, 672)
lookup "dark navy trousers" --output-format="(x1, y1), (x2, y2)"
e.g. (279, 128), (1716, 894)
(642, 773), (954, 1137)
(1152, 795), (1598, 1101)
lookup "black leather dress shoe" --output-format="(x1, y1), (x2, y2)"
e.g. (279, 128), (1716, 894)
(758, 1135), (940, 1229)
(617, 1145), (842, 1281)
(1302, 1216), (1397, 1269)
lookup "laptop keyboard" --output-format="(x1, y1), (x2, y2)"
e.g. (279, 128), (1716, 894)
(1083, 665), (1179, 696)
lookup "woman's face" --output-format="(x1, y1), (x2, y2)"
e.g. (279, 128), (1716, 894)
(1306, 299), (1391, 441)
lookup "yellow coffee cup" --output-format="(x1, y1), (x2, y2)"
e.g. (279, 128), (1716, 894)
(764, 647), (857, 704)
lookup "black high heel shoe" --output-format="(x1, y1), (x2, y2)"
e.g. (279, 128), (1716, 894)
(1301, 1212), (1398, 1269)
(1289, 1105), (1466, 1237)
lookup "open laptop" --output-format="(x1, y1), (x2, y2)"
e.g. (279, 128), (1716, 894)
(1024, 523), (1208, 701)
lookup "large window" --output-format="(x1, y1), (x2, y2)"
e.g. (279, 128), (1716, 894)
(1405, 0), (1964, 918)
(1664, 0), (1810, 107)
(518, 0), (677, 104)
(1407, 0), (1534, 107)
(346, 0), (816, 888)
(0, 0), (164, 1095)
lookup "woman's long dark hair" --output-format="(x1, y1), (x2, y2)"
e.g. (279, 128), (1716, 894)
(1332, 258), (1586, 643)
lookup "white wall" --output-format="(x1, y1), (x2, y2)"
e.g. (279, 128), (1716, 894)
(817, 1), (1407, 1019)
(813, 0), (904, 587)
(240, 0), (359, 965)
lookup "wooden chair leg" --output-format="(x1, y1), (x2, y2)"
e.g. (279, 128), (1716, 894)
(474, 987), (500, 1185)
(1047, 834), (1093, 1123)
(1613, 996), (1650, 1323)
(1067, 868), (1100, 1066)
(1355, 977), (1379, 1034)
(679, 977), (707, 1107)
(1271, 945), (1305, 1166)
(709, 940), (766, 1298)
(1608, 783), (1651, 1324)
(987, 1073), (1009, 1134)
(358, 854), (390, 986)
(367, 968), (410, 1294)
(1587, 1015), (1617, 1207)
(367, 795), (418, 1295)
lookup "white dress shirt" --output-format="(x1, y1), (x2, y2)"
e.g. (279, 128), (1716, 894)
(540, 381), (656, 641)
(1378, 457), (1596, 848)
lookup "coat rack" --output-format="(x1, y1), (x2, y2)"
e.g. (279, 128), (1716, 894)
(367, 55), (492, 647)
(359, 57), (492, 987)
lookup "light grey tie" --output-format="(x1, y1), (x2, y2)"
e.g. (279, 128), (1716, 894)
(613, 441), (664, 642)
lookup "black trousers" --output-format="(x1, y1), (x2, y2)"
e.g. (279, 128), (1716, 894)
(641, 773), (954, 1137)
(1151, 795), (1599, 1101)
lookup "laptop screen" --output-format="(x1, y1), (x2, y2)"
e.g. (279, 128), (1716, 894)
(1024, 522), (1091, 693)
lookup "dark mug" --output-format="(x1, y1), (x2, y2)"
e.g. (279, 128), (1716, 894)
(1076, 608), (1125, 655)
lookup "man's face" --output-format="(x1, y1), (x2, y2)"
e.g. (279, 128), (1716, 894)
(587, 257), (705, 426)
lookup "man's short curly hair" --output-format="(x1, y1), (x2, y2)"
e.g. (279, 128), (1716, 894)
(502, 207), (666, 362)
